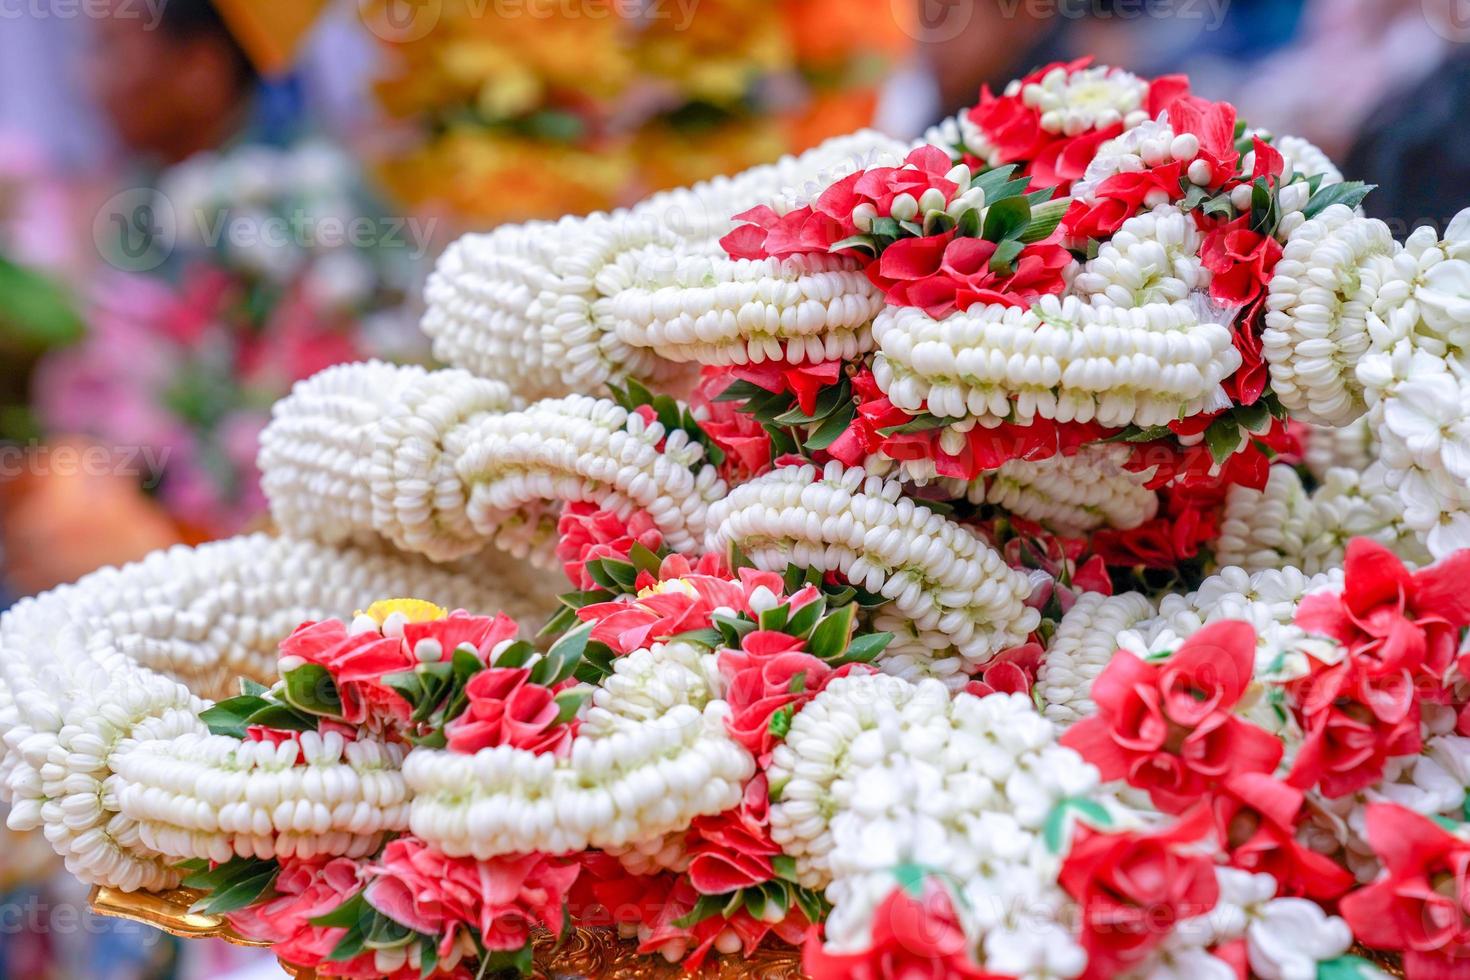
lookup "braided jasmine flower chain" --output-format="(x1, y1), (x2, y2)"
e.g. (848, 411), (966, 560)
(454, 395), (725, 560)
(112, 730), (408, 864)
(0, 534), (536, 891)
(872, 295), (1241, 429)
(1214, 463), (1426, 575)
(943, 444), (1159, 536)
(706, 461), (1039, 668)
(1302, 418), (1376, 481)
(404, 641), (753, 859)
(1272, 134), (1345, 187)
(771, 676), (1120, 977)
(260, 361), (517, 554)
(1072, 204), (1208, 308)
(1261, 204), (1399, 426)
(1035, 591), (1156, 726)
(607, 248), (885, 366)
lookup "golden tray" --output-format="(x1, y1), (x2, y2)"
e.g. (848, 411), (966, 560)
(89, 885), (1403, 978)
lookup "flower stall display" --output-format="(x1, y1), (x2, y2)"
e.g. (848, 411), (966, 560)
(32, 142), (425, 539)
(6, 58), (1470, 979)
(368, 0), (911, 224)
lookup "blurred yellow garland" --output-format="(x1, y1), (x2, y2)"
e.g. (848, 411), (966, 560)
(367, 0), (913, 224)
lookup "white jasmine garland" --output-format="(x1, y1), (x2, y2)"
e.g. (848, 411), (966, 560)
(1271, 135), (1345, 188)
(1073, 205), (1208, 309)
(1262, 204), (1399, 425)
(955, 444), (1159, 536)
(1036, 592), (1156, 725)
(404, 641), (752, 858)
(608, 249), (885, 366)
(1021, 65), (1150, 140)
(872, 296), (1241, 429)
(112, 730), (409, 863)
(0, 533), (534, 891)
(706, 461), (1039, 668)
(1302, 417), (1376, 480)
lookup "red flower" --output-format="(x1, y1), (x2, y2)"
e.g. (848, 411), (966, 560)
(1061, 620), (1282, 812)
(1288, 697), (1422, 799)
(444, 667), (576, 757)
(1063, 162), (1184, 241)
(1295, 539), (1470, 714)
(1198, 214), (1283, 311)
(1210, 772), (1354, 900)
(620, 873), (811, 970)
(556, 501), (664, 590)
(718, 634), (867, 766)
(227, 856), (366, 967)
(869, 232), (1071, 319)
(685, 775), (783, 894)
(364, 836), (580, 955)
(804, 879), (1000, 979)
(692, 370), (773, 480)
(964, 643), (1043, 699)
(727, 359), (843, 417)
(579, 566), (794, 655)
(280, 619), (417, 726)
(1341, 804), (1470, 978)
(1059, 805), (1222, 979)
(1168, 97), (1240, 188)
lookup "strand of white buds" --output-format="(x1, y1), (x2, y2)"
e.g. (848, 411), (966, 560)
(1035, 591), (1156, 726)
(0, 533), (532, 890)
(1262, 204), (1399, 425)
(260, 361), (516, 553)
(706, 461), (1039, 667)
(773, 674), (1120, 978)
(1302, 418), (1376, 481)
(920, 111), (987, 164)
(873, 295), (1241, 428)
(112, 731), (408, 864)
(1070, 119), (1203, 209)
(1355, 212), (1470, 558)
(1272, 135), (1345, 187)
(608, 249), (884, 366)
(947, 444), (1159, 536)
(454, 395), (726, 560)
(1215, 463), (1427, 575)
(1073, 204), (1208, 308)
(405, 641), (752, 858)
(1021, 64), (1150, 138)
(422, 131), (906, 399)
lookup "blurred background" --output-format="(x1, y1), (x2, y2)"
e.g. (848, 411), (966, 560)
(0, 0), (1467, 976)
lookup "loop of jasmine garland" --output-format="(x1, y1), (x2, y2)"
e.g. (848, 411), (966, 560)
(1262, 204), (1399, 426)
(770, 675), (1123, 977)
(112, 731), (408, 864)
(940, 444), (1159, 536)
(1035, 591), (1156, 726)
(259, 361), (516, 555)
(872, 295), (1241, 428)
(607, 248), (885, 366)
(454, 395), (726, 561)
(1072, 204), (1208, 308)
(0, 534), (528, 891)
(1302, 417), (1376, 481)
(422, 130), (907, 400)
(706, 461), (1039, 667)
(404, 641), (752, 859)
(1272, 134), (1345, 187)
(1214, 463), (1427, 575)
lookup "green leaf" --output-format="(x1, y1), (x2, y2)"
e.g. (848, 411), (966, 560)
(1042, 797), (1114, 853)
(418, 933), (440, 979)
(971, 164), (1021, 202)
(989, 238), (1025, 273)
(1200, 194), (1235, 219)
(381, 670), (425, 712)
(668, 627), (723, 648)
(955, 206), (982, 238)
(767, 706), (793, 738)
(552, 688), (590, 726)
(363, 912), (415, 949)
(784, 596), (826, 640)
(534, 619), (594, 687)
(672, 893), (728, 929)
(1204, 415), (1245, 465)
(713, 379), (769, 404)
(190, 865), (280, 915)
(868, 216), (901, 239)
(1303, 181), (1375, 220)
(758, 603), (790, 632)
(242, 702), (317, 732)
(452, 647), (485, 686)
(838, 632), (893, 665)
(200, 695), (272, 739)
(628, 542), (664, 577)
(326, 924), (368, 963)
(876, 413), (957, 437)
(981, 196), (1032, 243)
(1233, 400), (1273, 435)
(309, 891), (370, 929)
(828, 234), (877, 256)
(240, 679), (270, 698)
(282, 664), (343, 719)
(893, 862), (929, 897)
(1018, 197), (1069, 244)
(1316, 955), (1382, 980)
(803, 399), (857, 452)
(492, 640), (538, 669)
(808, 603), (856, 659)
(0, 256), (85, 352)
(713, 612), (756, 647)
(573, 641), (617, 684)
(772, 854), (799, 882)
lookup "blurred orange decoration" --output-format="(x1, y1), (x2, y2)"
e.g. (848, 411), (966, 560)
(367, 0), (913, 225)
